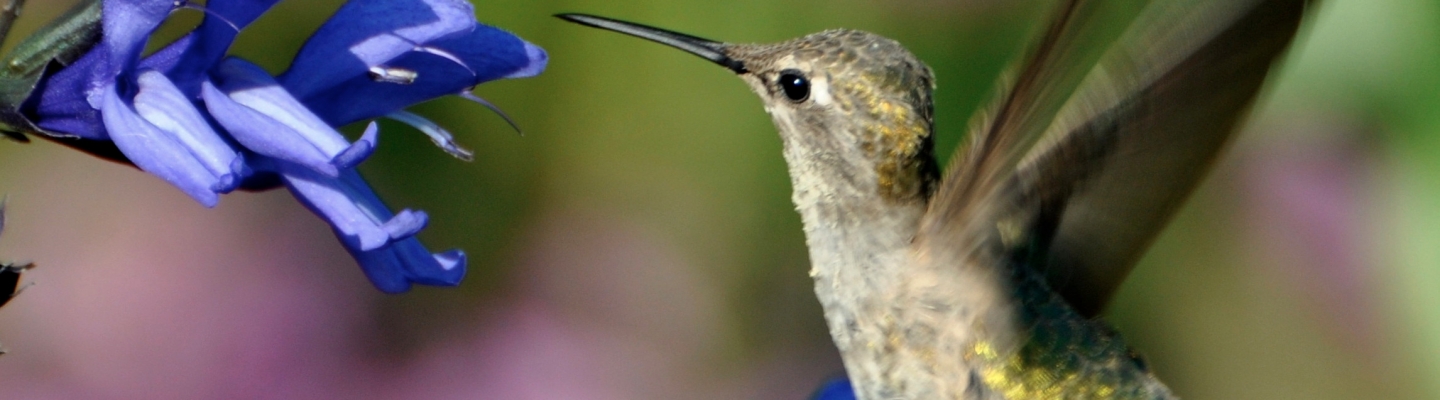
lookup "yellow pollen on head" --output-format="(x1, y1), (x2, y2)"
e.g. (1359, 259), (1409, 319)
(830, 73), (929, 202)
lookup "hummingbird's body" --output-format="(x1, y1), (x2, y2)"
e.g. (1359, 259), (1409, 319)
(560, 1), (1308, 398)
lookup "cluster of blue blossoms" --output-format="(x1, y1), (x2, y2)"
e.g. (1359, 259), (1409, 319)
(18, 1), (863, 396)
(24, 0), (546, 292)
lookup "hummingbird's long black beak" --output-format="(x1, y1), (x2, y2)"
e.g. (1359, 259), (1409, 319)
(556, 13), (748, 74)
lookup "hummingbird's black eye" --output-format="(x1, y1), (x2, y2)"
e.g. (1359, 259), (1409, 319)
(777, 69), (810, 102)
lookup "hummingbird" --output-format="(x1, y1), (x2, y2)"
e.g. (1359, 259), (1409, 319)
(561, 0), (1309, 398)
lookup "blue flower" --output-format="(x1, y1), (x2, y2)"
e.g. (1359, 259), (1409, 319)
(21, 0), (547, 292)
(810, 377), (855, 400)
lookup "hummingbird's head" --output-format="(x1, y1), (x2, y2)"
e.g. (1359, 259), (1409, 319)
(559, 14), (940, 204)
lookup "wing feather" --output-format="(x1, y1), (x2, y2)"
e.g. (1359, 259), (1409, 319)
(922, 0), (1311, 316)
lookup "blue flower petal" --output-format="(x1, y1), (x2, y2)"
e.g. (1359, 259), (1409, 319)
(353, 238), (466, 293)
(278, 166), (464, 293)
(201, 80), (339, 177)
(132, 70), (245, 191)
(31, 0), (178, 139)
(175, 0), (281, 71)
(390, 239), (465, 286)
(277, 164), (397, 252)
(215, 59), (351, 153)
(148, 0), (282, 94)
(810, 377), (856, 400)
(349, 243), (413, 293)
(100, 84), (220, 207)
(331, 168), (463, 288)
(29, 49), (108, 139)
(136, 33), (194, 78)
(281, 0), (476, 100)
(331, 121), (379, 170)
(381, 208), (427, 240)
(292, 24), (548, 125)
(211, 58), (381, 176)
(505, 41), (548, 79)
(100, 0), (175, 80)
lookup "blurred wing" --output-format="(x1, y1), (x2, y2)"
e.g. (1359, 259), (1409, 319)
(1004, 0), (1311, 315)
(926, 0), (1146, 229)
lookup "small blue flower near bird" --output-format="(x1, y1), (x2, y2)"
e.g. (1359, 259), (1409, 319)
(810, 377), (855, 400)
(15, 0), (547, 292)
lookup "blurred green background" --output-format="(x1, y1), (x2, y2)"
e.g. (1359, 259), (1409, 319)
(0, 0), (1437, 398)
